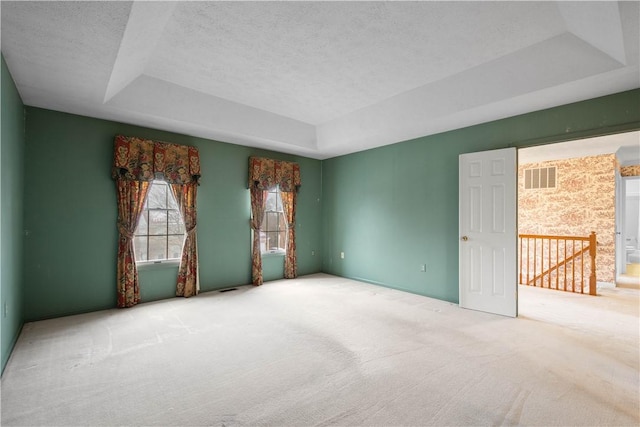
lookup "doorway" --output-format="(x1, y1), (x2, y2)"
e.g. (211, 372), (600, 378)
(618, 176), (640, 279)
(458, 131), (639, 317)
(518, 130), (640, 293)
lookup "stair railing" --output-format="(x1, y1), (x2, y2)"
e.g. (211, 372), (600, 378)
(519, 232), (596, 295)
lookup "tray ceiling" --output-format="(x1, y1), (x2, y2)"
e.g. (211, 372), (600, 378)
(1, 1), (638, 159)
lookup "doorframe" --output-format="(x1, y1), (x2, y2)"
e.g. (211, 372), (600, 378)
(617, 175), (640, 280)
(615, 170), (625, 278)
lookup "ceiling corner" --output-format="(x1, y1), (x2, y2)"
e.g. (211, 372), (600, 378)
(557, 1), (628, 66)
(103, 2), (177, 103)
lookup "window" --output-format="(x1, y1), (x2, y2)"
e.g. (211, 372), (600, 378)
(524, 166), (557, 189)
(261, 186), (288, 254)
(134, 180), (185, 262)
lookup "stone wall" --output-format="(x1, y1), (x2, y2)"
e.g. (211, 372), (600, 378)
(518, 154), (615, 283)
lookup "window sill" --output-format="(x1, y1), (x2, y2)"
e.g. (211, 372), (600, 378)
(137, 260), (181, 270)
(261, 251), (286, 258)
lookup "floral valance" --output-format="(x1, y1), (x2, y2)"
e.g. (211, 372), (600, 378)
(249, 156), (301, 192)
(112, 135), (200, 185)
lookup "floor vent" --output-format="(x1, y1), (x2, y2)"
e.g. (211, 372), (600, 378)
(219, 288), (238, 293)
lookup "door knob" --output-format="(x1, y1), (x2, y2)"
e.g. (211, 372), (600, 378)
(461, 236), (469, 241)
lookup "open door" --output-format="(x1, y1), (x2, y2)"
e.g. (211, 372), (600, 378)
(459, 147), (517, 317)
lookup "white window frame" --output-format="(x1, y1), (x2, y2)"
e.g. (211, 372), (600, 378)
(260, 185), (288, 256)
(134, 179), (185, 266)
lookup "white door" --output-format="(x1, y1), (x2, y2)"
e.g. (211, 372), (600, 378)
(459, 147), (517, 317)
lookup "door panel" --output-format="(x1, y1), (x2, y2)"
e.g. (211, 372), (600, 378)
(469, 246), (482, 293)
(469, 185), (482, 232)
(459, 147), (517, 317)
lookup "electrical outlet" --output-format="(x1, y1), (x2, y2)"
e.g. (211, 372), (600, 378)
(311, 250), (315, 256)
(340, 252), (345, 259)
(420, 264), (427, 272)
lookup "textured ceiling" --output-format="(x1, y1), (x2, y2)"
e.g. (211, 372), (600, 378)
(519, 131), (640, 165)
(1, 1), (639, 159)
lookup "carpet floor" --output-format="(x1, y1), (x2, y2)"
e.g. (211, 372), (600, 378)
(1, 273), (638, 426)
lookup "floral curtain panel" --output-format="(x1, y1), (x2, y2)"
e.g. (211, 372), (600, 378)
(170, 183), (199, 297)
(115, 179), (150, 307)
(248, 157), (301, 284)
(112, 135), (201, 307)
(281, 190), (297, 279)
(250, 187), (268, 285)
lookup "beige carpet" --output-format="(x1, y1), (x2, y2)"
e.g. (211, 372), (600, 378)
(1, 274), (638, 426)
(618, 273), (640, 289)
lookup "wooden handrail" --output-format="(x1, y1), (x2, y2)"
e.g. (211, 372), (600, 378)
(518, 233), (591, 241)
(519, 232), (597, 296)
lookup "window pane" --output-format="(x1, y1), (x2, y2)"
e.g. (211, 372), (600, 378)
(271, 230), (279, 251)
(278, 213), (288, 250)
(167, 188), (179, 210)
(275, 190), (282, 211)
(135, 179), (186, 263)
(260, 187), (287, 254)
(149, 210), (167, 235)
(168, 235), (184, 259)
(148, 236), (167, 260)
(168, 210), (184, 234)
(148, 182), (167, 209)
(532, 169), (540, 189)
(135, 211), (148, 236)
(265, 211), (279, 231)
(134, 236), (148, 261)
(264, 212), (270, 232)
(259, 231), (267, 252)
(278, 212), (287, 230)
(264, 231), (275, 250)
(265, 191), (277, 211)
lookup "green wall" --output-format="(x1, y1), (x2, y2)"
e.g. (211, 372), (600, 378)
(1, 55), (25, 373)
(23, 108), (323, 321)
(8, 77), (640, 363)
(322, 89), (640, 303)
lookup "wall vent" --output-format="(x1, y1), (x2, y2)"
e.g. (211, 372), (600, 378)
(524, 166), (556, 189)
